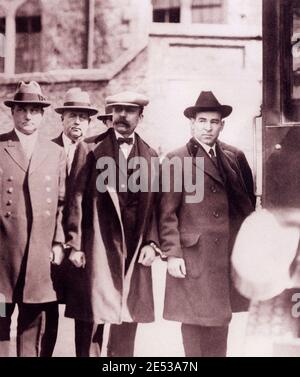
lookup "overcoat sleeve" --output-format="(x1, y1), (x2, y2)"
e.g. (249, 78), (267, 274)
(53, 149), (67, 244)
(158, 155), (184, 258)
(235, 150), (256, 208)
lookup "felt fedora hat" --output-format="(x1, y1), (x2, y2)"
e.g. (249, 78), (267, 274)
(55, 87), (98, 115)
(105, 91), (149, 108)
(4, 81), (51, 108)
(184, 91), (232, 119)
(97, 106), (113, 121)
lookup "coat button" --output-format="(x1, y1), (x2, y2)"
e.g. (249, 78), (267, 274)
(45, 210), (51, 216)
(46, 198), (52, 204)
(7, 176), (13, 182)
(210, 185), (217, 193)
(45, 175), (51, 181)
(7, 187), (13, 194)
(5, 211), (11, 217)
(6, 199), (12, 206)
(214, 238), (219, 244)
(46, 187), (51, 192)
(213, 211), (220, 218)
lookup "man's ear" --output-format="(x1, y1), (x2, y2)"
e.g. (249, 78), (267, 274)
(221, 120), (225, 131)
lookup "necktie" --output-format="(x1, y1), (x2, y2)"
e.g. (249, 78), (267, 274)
(209, 148), (218, 166)
(117, 137), (133, 146)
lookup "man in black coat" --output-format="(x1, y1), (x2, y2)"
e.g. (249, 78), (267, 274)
(64, 91), (160, 357)
(159, 91), (255, 357)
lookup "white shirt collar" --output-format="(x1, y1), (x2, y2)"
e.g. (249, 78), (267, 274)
(15, 128), (38, 144)
(62, 133), (76, 149)
(195, 138), (216, 156)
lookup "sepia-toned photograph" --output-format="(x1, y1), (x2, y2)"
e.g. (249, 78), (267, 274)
(0, 0), (300, 361)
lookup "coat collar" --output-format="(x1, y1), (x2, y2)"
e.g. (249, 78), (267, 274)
(52, 132), (64, 148)
(4, 130), (30, 172)
(187, 137), (224, 185)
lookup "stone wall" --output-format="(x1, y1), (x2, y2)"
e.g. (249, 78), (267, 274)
(41, 0), (87, 71)
(0, 48), (149, 138)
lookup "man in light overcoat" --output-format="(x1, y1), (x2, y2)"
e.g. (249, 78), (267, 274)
(0, 81), (66, 357)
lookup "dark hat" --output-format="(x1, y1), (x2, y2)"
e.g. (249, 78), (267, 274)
(105, 91), (149, 108)
(55, 88), (98, 115)
(4, 81), (51, 108)
(97, 106), (113, 121)
(184, 91), (232, 119)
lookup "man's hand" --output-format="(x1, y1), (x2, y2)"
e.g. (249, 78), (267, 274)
(69, 249), (86, 268)
(138, 245), (156, 267)
(50, 244), (65, 265)
(167, 256), (186, 278)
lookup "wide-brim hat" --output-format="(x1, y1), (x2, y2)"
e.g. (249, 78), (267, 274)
(55, 87), (98, 115)
(4, 81), (51, 108)
(97, 106), (113, 121)
(105, 91), (149, 108)
(97, 113), (113, 121)
(184, 91), (232, 119)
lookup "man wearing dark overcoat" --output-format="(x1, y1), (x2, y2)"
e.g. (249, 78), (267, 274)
(64, 91), (160, 357)
(0, 81), (66, 357)
(159, 91), (256, 357)
(51, 88), (98, 304)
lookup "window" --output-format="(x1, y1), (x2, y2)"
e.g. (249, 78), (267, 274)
(191, 0), (225, 24)
(16, 16), (41, 33)
(152, 0), (180, 23)
(15, 0), (42, 73)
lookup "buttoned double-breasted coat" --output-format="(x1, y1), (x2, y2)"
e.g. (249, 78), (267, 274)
(0, 130), (66, 304)
(159, 138), (255, 326)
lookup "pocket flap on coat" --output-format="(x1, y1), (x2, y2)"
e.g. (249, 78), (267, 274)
(180, 233), (201, 248)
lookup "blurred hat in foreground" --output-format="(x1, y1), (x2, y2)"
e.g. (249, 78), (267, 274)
(231, 209), (300, 301)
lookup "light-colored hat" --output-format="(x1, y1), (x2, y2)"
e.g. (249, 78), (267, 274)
(55, 87), (98, 115)
(105, 91), (149, 108)
(231, 209), (300, 301)
(4, 81), (51, 108)
(184, 91), (232, 119)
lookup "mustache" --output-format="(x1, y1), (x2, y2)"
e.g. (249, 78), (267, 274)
(115, 119), (130, 127)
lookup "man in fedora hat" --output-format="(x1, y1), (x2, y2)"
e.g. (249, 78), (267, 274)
(53, 87), (98, 176)
(64, 91), (160, 357)
(50, 88), (99, 312)
(97, 106), (113, 128)
(159, 91), (256, 356)
(0, 81), (66, 356)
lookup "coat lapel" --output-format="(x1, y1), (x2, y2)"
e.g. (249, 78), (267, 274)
(188, 139), (224, 186)
(4, 130), (30, 172)
(134, 133), (156, 236)
(52, 132), (64, 148)
(93, 130), (123, 224)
